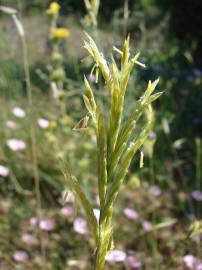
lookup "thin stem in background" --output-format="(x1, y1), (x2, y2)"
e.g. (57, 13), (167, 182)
(16, 1), (46, 267)
(166, 134), (198, 260)
(167, 134), (195, 218)
(123, 0), (129, 36)
(195, 138), (202, 258)
(149, 156), (160, 270)
(195, 138), (201, 195)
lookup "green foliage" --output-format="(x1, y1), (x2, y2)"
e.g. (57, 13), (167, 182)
(63, 164), (98, 242)
(0, 60), (25, 98)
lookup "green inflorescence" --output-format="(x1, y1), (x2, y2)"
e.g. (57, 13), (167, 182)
(63, 33), (163, 270)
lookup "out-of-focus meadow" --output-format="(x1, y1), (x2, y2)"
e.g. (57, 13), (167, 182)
(0, 0), (202, 269)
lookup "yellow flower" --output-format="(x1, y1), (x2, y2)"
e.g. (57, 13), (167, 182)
(49, 27), (70, 40)
(46, 2), (60, 15)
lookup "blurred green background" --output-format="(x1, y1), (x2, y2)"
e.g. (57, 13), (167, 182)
(0, 0), (201, 269)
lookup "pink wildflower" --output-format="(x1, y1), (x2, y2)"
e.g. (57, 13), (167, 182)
(124, 208), (139, 220)
(60, 205), (74, 216)
(0, 165), (9, 177)
(191, 191), (202, 201)
(39, 219), (55, 231)
(37, 118), (49, 129)
(183, 255), (202, 269)
(13, 251), (28, 262)
(105, 250), (126, 263)
(12, 107), (26, 118)
(7, 139), (26, 151)
(127, 256), (141, 268)
(149, 185), (161, 197)
(73, 217), (88, 235)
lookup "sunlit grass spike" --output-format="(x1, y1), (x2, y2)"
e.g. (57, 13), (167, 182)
(68, 33), (162, 270)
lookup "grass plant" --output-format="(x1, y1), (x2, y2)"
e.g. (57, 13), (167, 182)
(63, 33), (162, 270)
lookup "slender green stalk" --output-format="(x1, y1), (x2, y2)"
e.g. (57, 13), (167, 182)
(195, 138), (201, 192)
(168, 134), (195, 217)
(15, 2), (46, 267)
(148, 125), (160, 270)
(150, 169), (160, 269)
(123, 0), (129, 36)
(195, 138), (202, 258)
